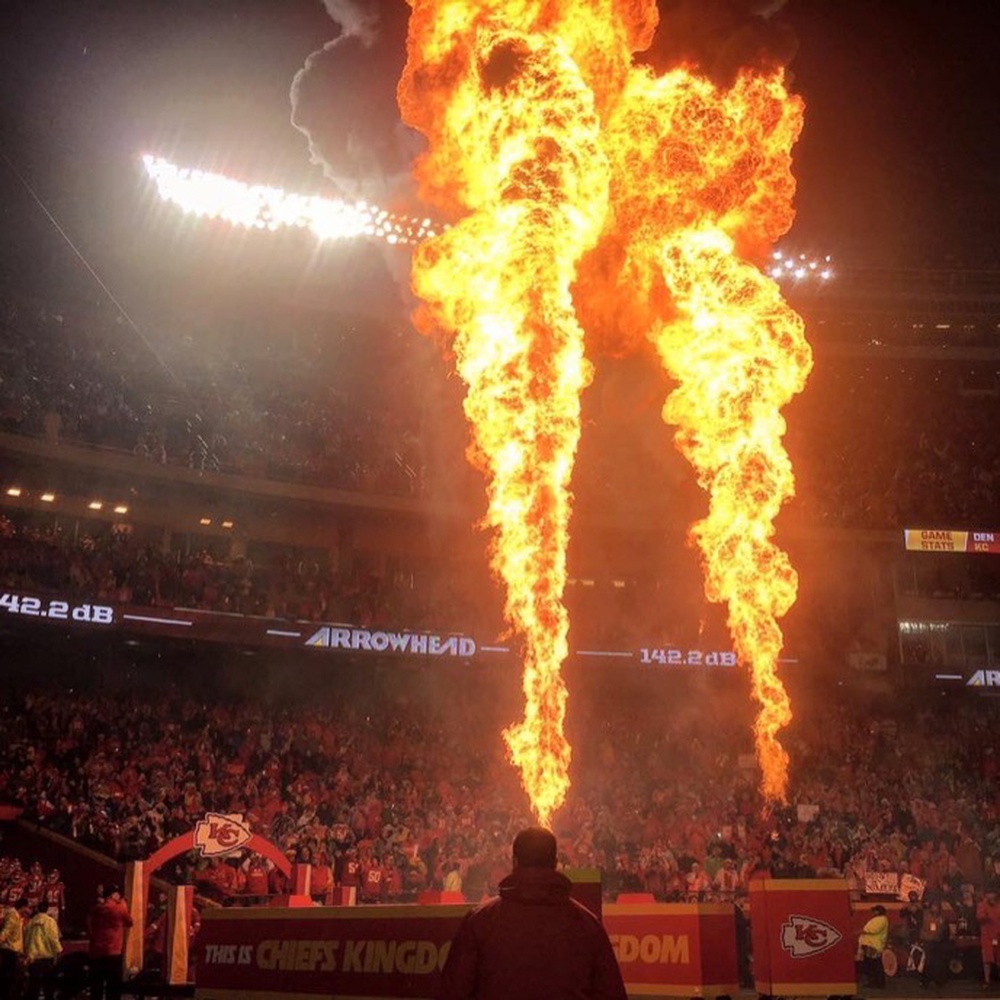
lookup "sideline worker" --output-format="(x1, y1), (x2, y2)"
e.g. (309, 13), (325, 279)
(438, 826), (627, 1000)
(856, 904), (889, 989)
(24, 903), (62, 1000)
(0, 897), (26, 1000)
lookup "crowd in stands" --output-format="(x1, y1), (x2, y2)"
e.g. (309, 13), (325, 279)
(0, 508), (741, 656)
(0, 512), (494, 633)
(0, 510), (701, 649)
(788, 358), (1000, 530)
(0, 285), (427, 496)
(0, 512), (382, 624)
(4, 273), (1000, 530)
(2, 673), (1000, 911)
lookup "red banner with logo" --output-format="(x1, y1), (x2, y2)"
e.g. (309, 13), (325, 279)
(195, 905), (470, 1000)
(750, 879), (857, 996)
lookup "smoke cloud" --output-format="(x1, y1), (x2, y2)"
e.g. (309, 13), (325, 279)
(290, 0), (422, 205)
(290, 2), (796, 205)
(316, 0), (381, 44)
(644, 0), (798, 84)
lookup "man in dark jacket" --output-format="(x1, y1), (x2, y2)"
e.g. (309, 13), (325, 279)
(438, 827), (626, 1000)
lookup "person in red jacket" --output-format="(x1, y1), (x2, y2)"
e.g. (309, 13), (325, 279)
(437, 827), (626, 1000)
(978, 888), (1000, 986)
(87, 885), (133, 1000)
(311, 852), (334, 903)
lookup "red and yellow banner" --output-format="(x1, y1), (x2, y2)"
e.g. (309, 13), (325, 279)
(904, 529), (1000, 553)
(196, 901), (738, 1000)
(195, 905), (469, 1000)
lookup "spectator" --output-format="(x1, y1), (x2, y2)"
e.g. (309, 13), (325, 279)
(241, 855), (271, 902)
(684, 861), (711, 901)
(978, 889), (1000, 988)
(311, 852), (333, 904)
(919, 899), (950, 988)
(442, 862), (463, 896)
(713, 858), (739, 900)
(899, 891), (924, 947)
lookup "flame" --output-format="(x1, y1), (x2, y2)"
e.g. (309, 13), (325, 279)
(398, 2), (659, 826)
(592, 67), (811, 802)
(655, 227), (809, 800)
(399, 2), (809, 812)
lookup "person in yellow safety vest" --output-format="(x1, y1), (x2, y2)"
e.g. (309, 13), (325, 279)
(0, 897), (26, 1000)
(857, 904), (889, 988)
(24, 903), (63, 1000)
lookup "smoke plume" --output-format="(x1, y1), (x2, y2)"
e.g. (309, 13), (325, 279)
(644, 0), (797, 84)
(290, 0), (421, 204)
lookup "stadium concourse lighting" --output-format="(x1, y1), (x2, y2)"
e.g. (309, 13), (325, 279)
(113, 505), (129, 515)
(40, 492), (55, 503)
(88, 500), (103, 511)
(141, 154), (439, 247)
(768, 250), (834, 283)
(5, 487), (22, 498)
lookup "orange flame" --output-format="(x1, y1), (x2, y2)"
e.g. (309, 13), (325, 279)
(590, 67), (811, 802)
(399, 2), (809, 812)
(655, 227), (810, 801)
(398, 3), (653, 826)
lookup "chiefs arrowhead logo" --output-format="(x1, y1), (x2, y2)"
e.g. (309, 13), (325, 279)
(780, 914), (843, 957)
(194, 812), (252, 858)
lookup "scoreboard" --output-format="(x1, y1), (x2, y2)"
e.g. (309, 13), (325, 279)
(903, 529), (1000, 553)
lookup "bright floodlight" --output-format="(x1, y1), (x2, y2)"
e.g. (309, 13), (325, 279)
(768, 250), (834, 284)
(141, 155), (438, 247)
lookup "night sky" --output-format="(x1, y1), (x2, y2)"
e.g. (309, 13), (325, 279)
(2, 0), (1000, 276)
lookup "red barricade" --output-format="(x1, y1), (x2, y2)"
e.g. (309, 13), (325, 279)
(196, 898), (739, 1000)
(196, 904), (469, 1000)
(604, 901), (739, 998)
(750, 878), (857, 996)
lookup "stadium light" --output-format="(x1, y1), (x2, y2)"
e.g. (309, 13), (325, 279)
(88, 501), (103, 511)
(40, 492), (55, 503)
(142, 155), (440, 248)
(769, 250), (835, 284)
(5, 487), (22, 498)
